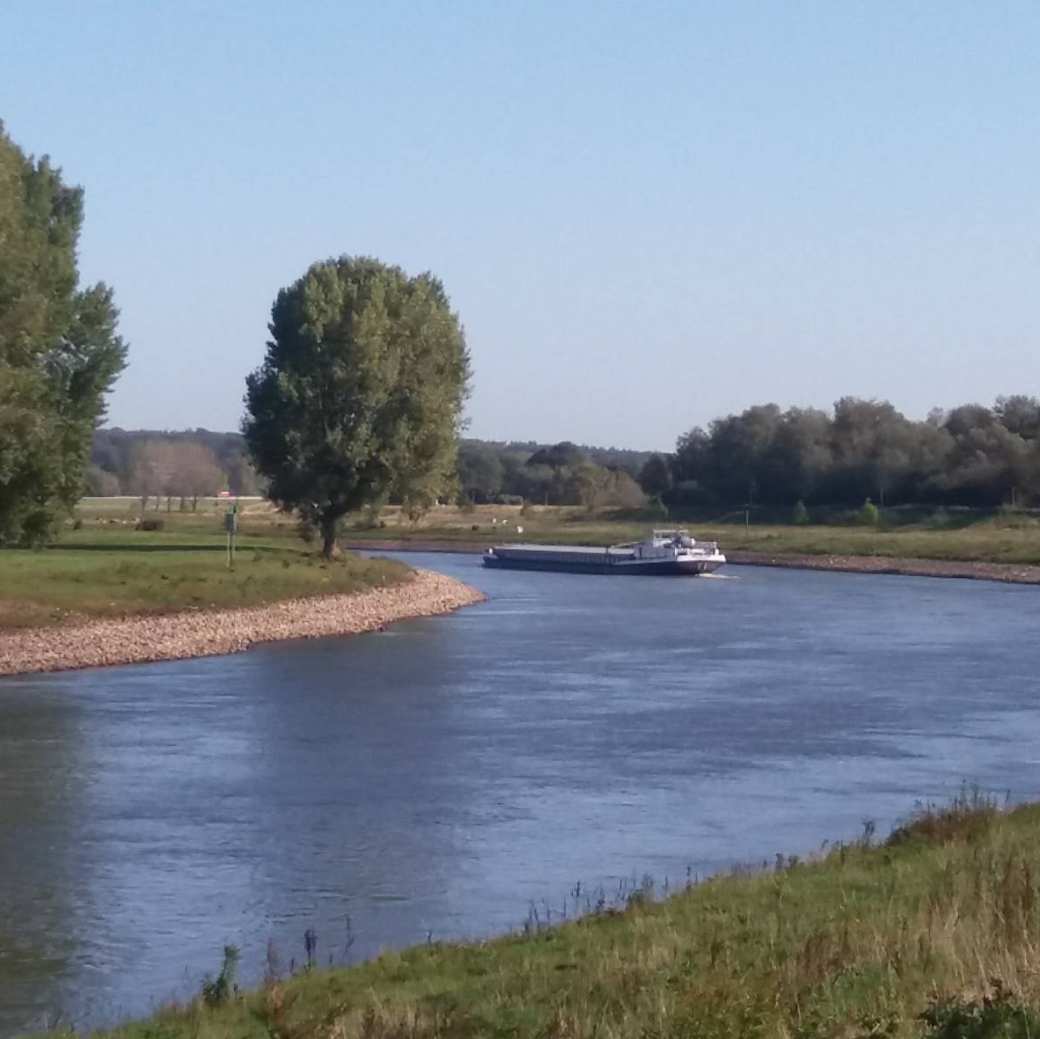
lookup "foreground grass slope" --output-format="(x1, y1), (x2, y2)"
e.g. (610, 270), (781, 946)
(80, 797), (1040, 1039)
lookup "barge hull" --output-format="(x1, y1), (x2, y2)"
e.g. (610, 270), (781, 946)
(482, 556), (724, 576)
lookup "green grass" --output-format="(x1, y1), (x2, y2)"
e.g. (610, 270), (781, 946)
(6, 497), (1038, 629)
(344, 504), (1040, 566)
(54, 793), (1040, 1039)
(0, 503), (408, 628)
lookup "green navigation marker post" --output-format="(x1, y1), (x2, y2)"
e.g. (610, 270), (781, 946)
(224, 502), (239, 570)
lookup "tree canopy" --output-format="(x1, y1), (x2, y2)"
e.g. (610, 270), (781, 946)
(669, 396), (1040, 510)
(243, 256), (470, 556)
(0, 123), (127, 543)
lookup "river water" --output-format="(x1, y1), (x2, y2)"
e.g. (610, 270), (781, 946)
(1, 555), (1038, 1034)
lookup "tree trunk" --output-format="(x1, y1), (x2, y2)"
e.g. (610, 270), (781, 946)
(320, 516), (341, 560)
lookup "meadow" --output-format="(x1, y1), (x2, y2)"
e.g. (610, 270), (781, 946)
(344, 501), (1040, 566)
(0, 498), (408, 629)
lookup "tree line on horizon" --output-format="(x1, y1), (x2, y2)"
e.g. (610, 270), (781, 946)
(89, 391), (1040, 518)
(88, 428), (260, 506)
(645, 395), (1040, 512)
(86, 429), (653, 511)
(455, 395), (1040, 513)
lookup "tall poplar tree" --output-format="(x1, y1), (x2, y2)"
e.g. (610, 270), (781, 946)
(243, 256), (470, 558)
(0, 123), (127, 543)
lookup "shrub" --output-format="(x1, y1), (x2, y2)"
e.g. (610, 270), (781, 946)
(922, 987), (1040, 1038)
(792, 500), (810, 525)
(646, 495), (669, 519)
(858, 498), (880, 526)
(201, 945), (240, 1007)
(887, 785), (1000, 847)
(136, 517), (165, 532)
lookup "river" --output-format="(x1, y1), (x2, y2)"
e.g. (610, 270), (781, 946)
(1, 555), (1038, 1035)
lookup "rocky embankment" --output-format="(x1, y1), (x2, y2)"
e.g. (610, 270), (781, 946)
(0, 569), (485, 677)
(726, 550), (1040, 584)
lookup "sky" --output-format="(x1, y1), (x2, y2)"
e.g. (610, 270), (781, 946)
(2, 2), (1038, 451)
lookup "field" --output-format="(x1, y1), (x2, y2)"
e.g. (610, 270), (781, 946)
(342, 501), (1040, 566)
(55, 793), (1040, 1039)
(0, 498), (408, 629)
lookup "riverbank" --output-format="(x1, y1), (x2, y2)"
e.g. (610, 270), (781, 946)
(336, 502), (1040, 573)
(727, 549), (1040, 584)
(0, 569), (485, 677)
(57, 794), (1040, 1039)
(346, 538), (1040, 585)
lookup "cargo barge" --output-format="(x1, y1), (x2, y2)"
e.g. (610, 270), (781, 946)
(482, 529), (725, 576)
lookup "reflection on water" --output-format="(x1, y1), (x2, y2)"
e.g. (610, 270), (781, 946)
(1, 556), (1039, 1035)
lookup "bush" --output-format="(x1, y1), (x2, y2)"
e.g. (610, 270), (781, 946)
(858, 498), (880, 526)
(887, 786), (1000, 847)
(927, 507), (952, 529)
(922, 986), (1040, 1038)
(792, 500), (810, 525)
(645, 496), (669, 519)
(136, 517), (165, 532)
(201, 945), (240, 1007)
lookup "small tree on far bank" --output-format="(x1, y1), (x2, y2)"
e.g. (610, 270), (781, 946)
(859, 498), (880, 527)
(638, 454), (672, 499)
(243, 256), (470, 558)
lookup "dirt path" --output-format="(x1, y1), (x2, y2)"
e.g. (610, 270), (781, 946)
(0, 569), (485, 677)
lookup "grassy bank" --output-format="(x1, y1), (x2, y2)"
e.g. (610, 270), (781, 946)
(6, 497), (1039, 628)
(62, 794), (1040, 1039)
(0, 500), (407, 629)
(344, 502), (1040, 566)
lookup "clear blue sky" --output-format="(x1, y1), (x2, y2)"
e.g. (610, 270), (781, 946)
(3, 2), (1038, 450)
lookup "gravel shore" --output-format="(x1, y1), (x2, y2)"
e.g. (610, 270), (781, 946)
(725, 550), (1040, 584)
(0, 568), (486, 677)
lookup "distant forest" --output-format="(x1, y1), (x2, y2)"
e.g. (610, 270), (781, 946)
(87, 428), (655, 509)
(91, 393), (1040, 512)
(663, 395), (1040, 511)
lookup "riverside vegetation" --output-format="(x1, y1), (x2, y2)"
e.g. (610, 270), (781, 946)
(341, 501), (1040, 568)
(45, 793), (1040, 1039)
(3, 495), (1039, 632)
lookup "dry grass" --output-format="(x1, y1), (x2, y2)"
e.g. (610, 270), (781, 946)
(58, 799), (1040, 1039)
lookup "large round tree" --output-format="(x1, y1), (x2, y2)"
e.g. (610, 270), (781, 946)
(244, 256), (470, 558)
